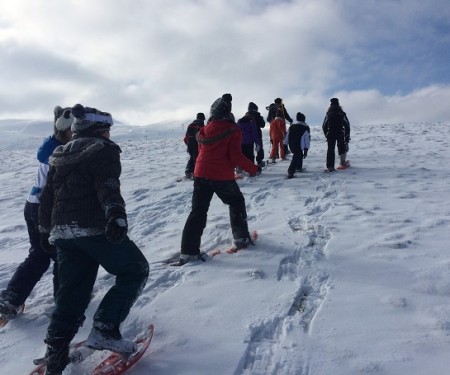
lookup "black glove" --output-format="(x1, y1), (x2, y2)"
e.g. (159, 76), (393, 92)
(40, 233), (56, 255)
(105, 216), (128, 244)
(303, 149), (308, 159)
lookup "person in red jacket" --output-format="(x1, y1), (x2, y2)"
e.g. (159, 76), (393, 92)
(173, 94), (261, 266)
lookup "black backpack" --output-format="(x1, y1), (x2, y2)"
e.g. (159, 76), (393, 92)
(266, 103), (281, 122)
(327, 109), (344, 131)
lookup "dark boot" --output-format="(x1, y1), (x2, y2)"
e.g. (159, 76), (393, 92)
(86, 323), (136, 354)
(43, 336), (71, 375)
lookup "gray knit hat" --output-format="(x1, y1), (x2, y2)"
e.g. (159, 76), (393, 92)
(210, 93), (233, 120)
(71, 104), (113, 133)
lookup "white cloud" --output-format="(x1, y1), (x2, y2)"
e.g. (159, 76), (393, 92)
(0, 0), (449, 125)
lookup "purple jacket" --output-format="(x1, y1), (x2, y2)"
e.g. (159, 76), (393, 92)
(237, 115), (260, 146)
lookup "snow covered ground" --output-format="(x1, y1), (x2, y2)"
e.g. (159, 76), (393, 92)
(1, 119), (450, 374)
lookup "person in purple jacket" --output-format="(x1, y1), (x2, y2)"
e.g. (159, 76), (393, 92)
(236, 112), (261, 164)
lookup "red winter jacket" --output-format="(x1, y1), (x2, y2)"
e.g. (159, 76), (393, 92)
(194, 120), (259, 180)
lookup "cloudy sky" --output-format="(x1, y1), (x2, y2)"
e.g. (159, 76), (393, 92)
(1, 0), (449, 126)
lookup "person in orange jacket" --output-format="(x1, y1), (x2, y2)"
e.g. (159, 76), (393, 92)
(269, 109), (286, 163)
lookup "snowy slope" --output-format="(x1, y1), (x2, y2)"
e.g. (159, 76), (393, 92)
(0, 120), (450, 374)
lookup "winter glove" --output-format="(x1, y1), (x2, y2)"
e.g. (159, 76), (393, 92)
(345, 143), (349, 153)
(303, 149), (308, 159)
(40, 233), (56, 255)
(255, 144), (261, 153)
(105, 216), (128, 244)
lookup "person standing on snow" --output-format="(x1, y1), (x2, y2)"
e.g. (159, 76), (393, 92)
(266, 97), (293, 124)
(322, 98), (351, 172)
(173, 94), (261, 266)
(0, 106), (73, 321)
(38, 104), (149, 375)
(246, 102), (266, 167)
(183, 112), (205, 179)
(237, 111), (261, 164)
(269, 109), (287, 163)
(287, 112), (310, 179)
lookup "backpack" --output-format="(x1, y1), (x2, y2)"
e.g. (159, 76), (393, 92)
(266, 103), (281, 122)
(327, 110), (344, 131)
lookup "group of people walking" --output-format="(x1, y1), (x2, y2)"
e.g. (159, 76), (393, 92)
(0, 94), (351, 375)
(183, 96), (351, 178)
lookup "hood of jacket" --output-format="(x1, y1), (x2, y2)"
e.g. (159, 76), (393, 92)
(50, 135), (121, 167)
(196, 119), (236, 146)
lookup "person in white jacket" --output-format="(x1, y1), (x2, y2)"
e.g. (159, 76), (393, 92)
(287, 112), (310, 178)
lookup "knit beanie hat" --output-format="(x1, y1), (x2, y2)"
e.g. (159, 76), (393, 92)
(330, 98), (340, 106)
(55, 107), (74, 131)
(210, 93), (233, 120)
(71, 104), (113, 133)
(296, 112), (306, 122)
(248, 102), (258, 111)
(196, 112), (206, 121)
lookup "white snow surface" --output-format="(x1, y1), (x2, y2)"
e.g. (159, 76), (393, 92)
(1, 120), (450, 374)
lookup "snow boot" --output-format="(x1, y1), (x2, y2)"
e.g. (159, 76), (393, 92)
(171, 252), (208, 266)
(43, 336), (71, 375)
(339, 153), (348, 167)
(233, 236), (254, 250)
(86, 324), (137, 355)
(0, 298), (21, 320)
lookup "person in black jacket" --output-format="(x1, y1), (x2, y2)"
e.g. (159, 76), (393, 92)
(184, 113), (205, 178)
(287, 112), (311, 178)
(266, 98), (293, 123)
(246, 102), (266, 167)
(322, 98), (351, 172)
(38, 104), (149, 375)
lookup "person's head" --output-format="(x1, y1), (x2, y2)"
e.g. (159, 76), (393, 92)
(248, 102), (258, 112)
(71, 104), (113, 137)
(54, 106), (74, 143)
(274, 98), (282, 105)
(296, 112), (306, 122)
(209, 93), (233, 121)
(196, 112), (206, 121)
(330, 98), (340, 106)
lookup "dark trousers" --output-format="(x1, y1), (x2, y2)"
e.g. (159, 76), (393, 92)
(326, 136), (346, 168)
(47, 235), (148, 340)
(241, 144), (255, 163)
(185, 143), (199, 175)
(288, 152), (303, 175)
(181, 178), (250, 255)
(256, 135), (264, 165)
(1, 201), (58, 306)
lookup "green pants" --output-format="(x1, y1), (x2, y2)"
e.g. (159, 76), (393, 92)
(47, 235), (148, 339)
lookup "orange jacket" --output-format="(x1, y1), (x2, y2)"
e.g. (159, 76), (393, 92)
(269, 117), (286, 140)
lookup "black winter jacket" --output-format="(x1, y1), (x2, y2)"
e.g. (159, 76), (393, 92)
(322, 106), (351, 141)
(288, 121), (311, 154)
(39, 133), (126, 242)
